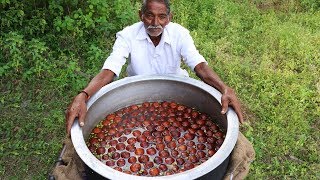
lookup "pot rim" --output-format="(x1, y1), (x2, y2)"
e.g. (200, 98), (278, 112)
(71, 75), (239, 180)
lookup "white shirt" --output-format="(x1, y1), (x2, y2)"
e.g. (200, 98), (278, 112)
(102, 22), (206, 77)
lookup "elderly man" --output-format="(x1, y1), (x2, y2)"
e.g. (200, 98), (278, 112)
(66, 0), (244, 134)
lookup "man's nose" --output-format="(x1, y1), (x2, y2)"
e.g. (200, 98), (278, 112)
(152, 17), (160, 26)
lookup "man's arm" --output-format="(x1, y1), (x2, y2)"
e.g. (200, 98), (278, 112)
(65, 69), (115, 135)
(194, 62), (244, 123)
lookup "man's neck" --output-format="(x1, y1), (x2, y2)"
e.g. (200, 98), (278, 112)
(149, 34), (162, 47)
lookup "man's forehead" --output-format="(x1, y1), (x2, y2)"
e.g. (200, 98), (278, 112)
(145, 1), (168, 14)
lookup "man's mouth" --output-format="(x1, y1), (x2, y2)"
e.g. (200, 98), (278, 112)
(146, 25), (163, 37)
(147, 25), (163, 30)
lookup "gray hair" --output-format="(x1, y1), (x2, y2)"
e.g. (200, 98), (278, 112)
(141, 0), (171, 15)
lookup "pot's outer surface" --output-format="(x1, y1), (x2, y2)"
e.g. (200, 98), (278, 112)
(71, 75), (239, 180)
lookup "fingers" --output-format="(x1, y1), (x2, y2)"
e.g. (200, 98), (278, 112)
(220, 91), (244, 124)
(220, 96), (229, 115)
(65, 98), (88, 135)
(66, 108), (77, 136)
(78, 105), (87, 127)
(232, 102), (244, 124)
(236, 110), (244, 124)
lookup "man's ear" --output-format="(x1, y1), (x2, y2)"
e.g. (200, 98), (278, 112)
(169, 12), (173, 21)
(139, 10), (143, 21)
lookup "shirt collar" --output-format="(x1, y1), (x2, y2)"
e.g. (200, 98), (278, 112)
(136, 22), (171, 45)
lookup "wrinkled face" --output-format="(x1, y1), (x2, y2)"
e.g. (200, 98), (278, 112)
(139, 1), (171, 37)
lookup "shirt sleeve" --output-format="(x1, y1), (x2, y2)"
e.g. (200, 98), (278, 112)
(179, 30), (207, 71)
(102, 33), (130, 77)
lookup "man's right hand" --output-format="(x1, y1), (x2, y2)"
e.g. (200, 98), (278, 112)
(64, 70), (116, 135)
(65, 93), (88, 135)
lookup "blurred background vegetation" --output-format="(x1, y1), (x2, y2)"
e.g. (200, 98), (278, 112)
(0, 0), (319, 179)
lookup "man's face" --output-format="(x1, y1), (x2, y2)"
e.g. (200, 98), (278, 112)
(139, 1), (171, 37)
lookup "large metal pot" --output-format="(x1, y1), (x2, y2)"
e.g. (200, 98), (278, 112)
(71, 75), (239, 180)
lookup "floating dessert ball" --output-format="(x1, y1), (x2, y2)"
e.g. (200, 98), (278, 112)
(87, 101), (225, 177)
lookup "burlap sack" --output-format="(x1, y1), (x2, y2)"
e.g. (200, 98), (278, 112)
(51, 137), (86, 180)
(50, 132), (255, 180)
(223, 133), (255, 180)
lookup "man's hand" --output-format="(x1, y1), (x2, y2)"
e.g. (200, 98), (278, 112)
(64, 70), (115, 135)
(194, 62), (244, 123)
(220, 87), (244, 123)
(65, 93), (88, 135)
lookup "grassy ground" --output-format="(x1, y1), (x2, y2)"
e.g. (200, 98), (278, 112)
(0, 0), (319, 179)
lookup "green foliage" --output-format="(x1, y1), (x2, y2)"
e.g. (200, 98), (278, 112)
(250, 0), (319, 13)
(0, 0), (140, 178)
(1, 32), (50, 79)
(1, 0), (319, 179)
(300, 0), (320, 12)
(173, 0), (319, 179)
(51, 0), (139, 37)
(0, 0), (139, 91)
(1, 32), (24, 76)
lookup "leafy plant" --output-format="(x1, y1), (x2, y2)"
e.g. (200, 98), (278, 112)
(0, 0), (319, 179)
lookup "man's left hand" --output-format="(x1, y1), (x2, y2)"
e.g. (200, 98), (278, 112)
(220, 87), (244, 123)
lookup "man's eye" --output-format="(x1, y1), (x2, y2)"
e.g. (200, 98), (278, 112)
(159, 15), (168, 19)
(146, 14), (154, 18)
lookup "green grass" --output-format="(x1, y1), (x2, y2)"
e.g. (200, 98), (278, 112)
(1, 0), (319, 179)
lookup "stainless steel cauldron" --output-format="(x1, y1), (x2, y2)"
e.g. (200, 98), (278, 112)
(71, 75), (239, 180)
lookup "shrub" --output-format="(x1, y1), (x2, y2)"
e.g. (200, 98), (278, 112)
(0, 0), (139, 90)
